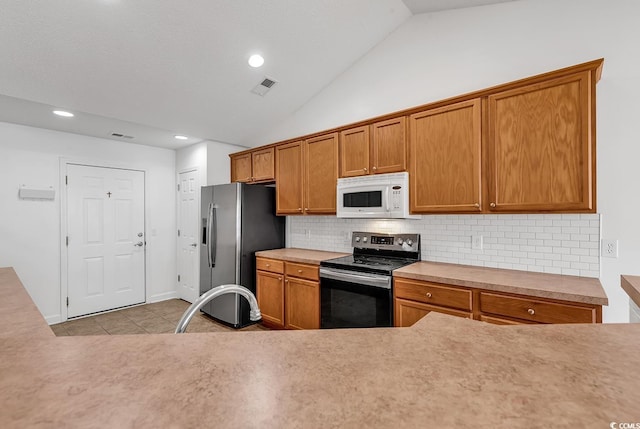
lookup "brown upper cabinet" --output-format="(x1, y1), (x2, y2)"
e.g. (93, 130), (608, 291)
(230, 147), (275, 183)
(275, 133), (338, 215)
(233, 59), (602, 215)
(275, 141), (304, 215)
(410, 99), (482, 213)
(339, 117), (407, 178)
(486, 71), (595, 212)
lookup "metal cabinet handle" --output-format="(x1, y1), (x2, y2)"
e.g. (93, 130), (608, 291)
(363, 167), (368, 172)
(278, 277), (282, 281)
(490, 202), (496, 208)
(304, 208), (308, 211)
(297, 269), (303, 273)
(426, 292), (432, 298)
(266, 263), (271, 267)
(527, 308), (535, 315)
(297, 208), (302, 212)
(372, 166), (377, 171)
(474, 203), (480, 208)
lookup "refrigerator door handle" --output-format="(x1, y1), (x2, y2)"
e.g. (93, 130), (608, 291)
(209, 205), (217, 267)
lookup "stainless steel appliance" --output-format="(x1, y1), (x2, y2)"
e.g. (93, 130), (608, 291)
(200, 183), (285, 328)
(319, 231), (420, 328)
(336, 172), (419, 219)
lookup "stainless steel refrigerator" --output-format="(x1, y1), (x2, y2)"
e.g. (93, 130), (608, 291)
(200, 183), (285, 328)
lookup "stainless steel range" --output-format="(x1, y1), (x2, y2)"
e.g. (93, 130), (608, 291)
(319, 231), (420, 328)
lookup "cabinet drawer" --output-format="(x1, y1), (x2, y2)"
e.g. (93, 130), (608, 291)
(479, 292), (596, 324)
(285, 262), (319, 281)
(256, 257), (284, 274)
(478, 314), (535, 326)
(394, 278), (472, 311)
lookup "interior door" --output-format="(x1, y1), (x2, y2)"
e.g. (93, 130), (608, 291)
(66, 164), (145, 317)
(177, 169), (199, 303)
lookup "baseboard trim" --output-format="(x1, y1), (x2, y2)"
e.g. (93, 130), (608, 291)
(45, 314), (62, 325)
(148, 291), (178, 303)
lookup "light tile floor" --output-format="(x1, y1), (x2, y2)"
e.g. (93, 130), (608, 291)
(50, 299), (268, 336)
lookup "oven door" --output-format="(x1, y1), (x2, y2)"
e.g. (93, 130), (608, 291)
(319, 267), (392, 328)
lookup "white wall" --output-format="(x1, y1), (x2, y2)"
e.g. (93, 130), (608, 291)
(257, 0), (640, 322)
(206, 140), (247, 185)
(0, 122), (177, 324)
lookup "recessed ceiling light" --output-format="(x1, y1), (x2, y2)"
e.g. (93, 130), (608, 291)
(248, 54), (265, 68)
(174, 135), (188, 140)
(53, 110), (74, 117)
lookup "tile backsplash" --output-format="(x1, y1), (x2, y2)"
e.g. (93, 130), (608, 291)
(287, 214), (601, 278)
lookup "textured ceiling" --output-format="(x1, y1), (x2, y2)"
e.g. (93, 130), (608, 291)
(0, 0), (520, 150)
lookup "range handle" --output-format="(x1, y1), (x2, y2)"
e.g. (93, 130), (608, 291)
(319, 267), (391, 289)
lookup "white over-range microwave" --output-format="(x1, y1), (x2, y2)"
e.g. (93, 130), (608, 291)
(336, 172), (420, 219)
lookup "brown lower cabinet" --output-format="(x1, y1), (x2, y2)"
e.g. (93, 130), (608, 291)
(256, 257), (320, 330)
(394, 277), (602, 327)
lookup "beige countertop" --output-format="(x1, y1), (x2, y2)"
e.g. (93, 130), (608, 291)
(621, 275), (640, 308)
(255, 247), (349, 265)
(394, 261), (608, 306)
(2, 267), (638, 428)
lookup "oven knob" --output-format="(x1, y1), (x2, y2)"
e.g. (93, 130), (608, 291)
(355, 236), (361, 242)
(406, 239), (413, 246)
(363, 237), (368, 243)
(397, 238), (404, 245)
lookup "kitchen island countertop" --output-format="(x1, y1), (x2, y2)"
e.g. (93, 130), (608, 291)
(1, 266), (638, 428)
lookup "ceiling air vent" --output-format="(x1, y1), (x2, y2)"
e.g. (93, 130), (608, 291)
(251, 77), (278, 96)
(111, 132), (134, 139)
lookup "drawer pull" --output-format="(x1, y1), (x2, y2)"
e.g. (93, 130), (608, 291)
(278, 277), (282, 281)
(426, 292), (432, 298)
(266, 264), (270, 267)
(297, 269), (303, 273)
(527, 308), (535, 315)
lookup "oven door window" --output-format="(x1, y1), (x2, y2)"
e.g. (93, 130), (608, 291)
(342, 190), (382, 208)
(321, 278), (392, 328)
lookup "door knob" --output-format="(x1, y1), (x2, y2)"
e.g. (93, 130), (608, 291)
(190, 243), (197, 247)
(134, 241), (144, 247)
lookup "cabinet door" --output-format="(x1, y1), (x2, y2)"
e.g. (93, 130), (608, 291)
(251, 147), (275, 182)
(487, 71), (594, 212)
(409, 99), (482, 213)
(230, 153), (252, 183)
(339, 125), (370, 178)
(394, 298), (472, 327)
(285, 277), (320, 330)
(275, 141), (304, 215)
(256, 270), (285, 328)
(304, 133), (338, 215)
(371, 117), (407, 174)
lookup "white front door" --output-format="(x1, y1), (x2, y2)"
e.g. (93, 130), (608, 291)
(66, 164), (145, 317)
(177, 169), (199, 303)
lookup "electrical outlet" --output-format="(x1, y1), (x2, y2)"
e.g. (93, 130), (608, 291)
(601, 239), (618, 258)
(471, 235), (483, 250)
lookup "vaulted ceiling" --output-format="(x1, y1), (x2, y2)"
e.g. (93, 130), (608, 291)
(0, 0), (517, 149)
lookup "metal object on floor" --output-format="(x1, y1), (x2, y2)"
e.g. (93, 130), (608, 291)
(175, 284), (262, 334)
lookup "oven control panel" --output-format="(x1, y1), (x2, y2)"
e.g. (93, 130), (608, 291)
(352, 231), (420, 252)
